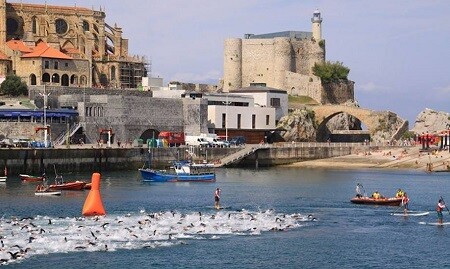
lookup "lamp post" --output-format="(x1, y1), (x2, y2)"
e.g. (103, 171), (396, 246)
(39, 84), (51, 148)
(222, 93), (231, 141)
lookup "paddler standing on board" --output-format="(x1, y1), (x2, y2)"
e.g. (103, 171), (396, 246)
(437, 199), (446, 224)
(214, 188), (221, 209)
(401, 192), (409, 214)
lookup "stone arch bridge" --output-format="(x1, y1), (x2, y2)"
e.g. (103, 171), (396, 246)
(309, 105), (408, 142)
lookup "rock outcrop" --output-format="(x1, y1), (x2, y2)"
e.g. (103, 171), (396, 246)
(277, 108), (317, 142)
(411, 108), (450, 134)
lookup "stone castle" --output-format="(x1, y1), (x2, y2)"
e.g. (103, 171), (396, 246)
(0, 0), (148, 89)
(222, 10), (354, 104)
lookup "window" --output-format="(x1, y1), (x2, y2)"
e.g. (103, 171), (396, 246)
(237, 114), (241, 129)
(83, 20), (90, 32)
(32, 17), (37, 34)
(270, 98), (280, 108)
(54, 61), (59, 70)
(222, 113), (226, 129)
(44, 61), (50, 69)
(266, 115), (270, 125)
(252, 114), (256, 129)
(6, 18), (19, 35)
(65, 63), (68, 67)
(55, 19), (68, 35)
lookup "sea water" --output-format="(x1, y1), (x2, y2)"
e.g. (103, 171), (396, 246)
(1, 167), (450, 268)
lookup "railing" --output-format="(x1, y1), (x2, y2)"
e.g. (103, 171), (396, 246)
(53, 122), (83, 146)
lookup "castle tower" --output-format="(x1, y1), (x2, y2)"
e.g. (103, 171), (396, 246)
(223, 38), (242, 92)
(0, 0), (6, 53)
(273, 37), (292, 89)
(311, 9), (322, 41)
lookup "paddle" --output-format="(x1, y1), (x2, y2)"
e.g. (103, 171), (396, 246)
(440, 196), (450, 215)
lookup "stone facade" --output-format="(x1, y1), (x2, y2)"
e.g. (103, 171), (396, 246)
(222, 10), (354, 105)
(0, 0), (148, 88)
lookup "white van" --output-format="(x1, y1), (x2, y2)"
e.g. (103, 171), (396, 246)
(200, 133), (229, 148)
(185, 136), (210, 147)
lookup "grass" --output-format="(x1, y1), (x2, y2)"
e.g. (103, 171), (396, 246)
(288, 95), (319, 109)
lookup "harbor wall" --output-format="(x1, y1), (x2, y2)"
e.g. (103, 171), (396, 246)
(0, 143), (356, 175)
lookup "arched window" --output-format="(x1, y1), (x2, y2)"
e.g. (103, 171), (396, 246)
(61, 74), (69, 86)
(52, 73), (60, 83)
(30, 74), (37, 85)
(111, 66), (116, 81)
(42, 73), (50, 83)
(82, 20), (89, 32)
(70, 75), (78, 85)
(80, 75), (87, 86)
(32, 17), (37, 34)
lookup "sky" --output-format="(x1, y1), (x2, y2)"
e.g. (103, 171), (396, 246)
(13, 0), (450, 126)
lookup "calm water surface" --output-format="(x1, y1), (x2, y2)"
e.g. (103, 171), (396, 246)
(1, 167), (449, 268)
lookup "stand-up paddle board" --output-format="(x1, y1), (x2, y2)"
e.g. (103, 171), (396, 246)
(391, 211), (429, 217)
(419, 221), (450, 226)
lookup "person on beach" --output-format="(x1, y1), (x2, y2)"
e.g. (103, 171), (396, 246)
(437, 199), (446, 224)
(214, 188), (221, 209)
(401, 192), (409, 214)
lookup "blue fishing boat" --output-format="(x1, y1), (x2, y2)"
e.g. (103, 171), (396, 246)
(139, 160), (216, 182)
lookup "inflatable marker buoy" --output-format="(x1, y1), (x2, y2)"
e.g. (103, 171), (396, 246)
(82, 172), (106, 216)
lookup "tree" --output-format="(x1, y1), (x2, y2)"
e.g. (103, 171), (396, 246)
(312, 61), (350, 83)
(0, 75), (28, 96)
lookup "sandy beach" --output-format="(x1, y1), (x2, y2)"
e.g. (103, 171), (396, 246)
(284, 146), (450, 171)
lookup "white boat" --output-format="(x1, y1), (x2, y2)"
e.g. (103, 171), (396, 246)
(0, 176), (6, 182)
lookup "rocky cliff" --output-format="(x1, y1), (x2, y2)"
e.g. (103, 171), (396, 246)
(411, 108), (450, 134)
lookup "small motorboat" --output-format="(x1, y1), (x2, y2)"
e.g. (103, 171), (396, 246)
(350, 196), (403, 206)
(47, 181), (86, 191)
(20, 174), (45, 182)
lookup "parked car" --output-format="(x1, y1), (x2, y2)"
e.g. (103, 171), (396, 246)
(229, 136), (246, 146)
(0, 138), (14, 148)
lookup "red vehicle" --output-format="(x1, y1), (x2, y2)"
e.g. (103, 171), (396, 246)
(158, 131), (185, 147)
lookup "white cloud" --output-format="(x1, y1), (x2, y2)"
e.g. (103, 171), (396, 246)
(436, 85), (450, 94)
(357, 82), (390, 93)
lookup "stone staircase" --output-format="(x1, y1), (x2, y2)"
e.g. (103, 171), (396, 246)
(54, 122), (83, 146)
(215, 144), (267, 167)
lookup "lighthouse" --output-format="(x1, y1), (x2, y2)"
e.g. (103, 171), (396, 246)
(311, 9), (323, 41)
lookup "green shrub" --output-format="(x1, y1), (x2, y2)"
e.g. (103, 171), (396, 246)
(0, 75), (28, 96)
(312, 61), (350, 83)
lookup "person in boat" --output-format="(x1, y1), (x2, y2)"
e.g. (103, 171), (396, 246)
(437, 199), (446, 224)
(401, 192), (409, 214)
(355, 183), (363, 198)
(214, 188), (221, 209)
(395, 189), (404, 198)
(372, 191), (383, 199)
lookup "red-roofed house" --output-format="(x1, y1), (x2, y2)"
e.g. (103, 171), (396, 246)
(13, 41), (89, 87)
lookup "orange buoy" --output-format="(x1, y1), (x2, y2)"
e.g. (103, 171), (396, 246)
(82, 172), (106, 216)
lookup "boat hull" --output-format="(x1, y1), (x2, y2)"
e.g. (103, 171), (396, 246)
(35, 191), (62, 196)
(139, 168), (215, 182)
(350, 197), (402, 206)
(20, 174), (45, 182)
(48, 181), (86, 191)
(0, 176), (6, 182)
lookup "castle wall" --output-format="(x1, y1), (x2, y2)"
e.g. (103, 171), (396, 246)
(223, 36), (326, 101)
(223, 38), (242, 91)
(273, 37), (292, 90)
(241, 39), (275, 88)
